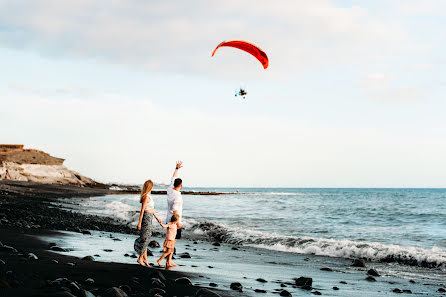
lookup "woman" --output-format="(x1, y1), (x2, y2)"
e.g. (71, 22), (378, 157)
(134, 179), (161, 266)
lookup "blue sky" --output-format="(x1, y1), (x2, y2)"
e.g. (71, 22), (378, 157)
(1, 0), (445, 187)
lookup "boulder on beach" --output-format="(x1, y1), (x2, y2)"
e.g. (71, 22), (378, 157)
(85, 278), (95, 286)
(82, 256), (95, 261)
(148, 240), (160, 248)
(195, 288), (222, 297)
(151, 278), (166, 289)
(230, 282), (243, 291)
(51, 246), (67, 252)
(101, 287), (128, 297)
(280, 290), (292, 296)
(351, 259), (366, 268)
(367, 268), (380, 277)
(179, 252), (191, 258)
(175, 277), (193, 286)
(294, 277), (312, 290)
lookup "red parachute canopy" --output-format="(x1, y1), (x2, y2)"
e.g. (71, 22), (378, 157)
(211, 40), (269, 69)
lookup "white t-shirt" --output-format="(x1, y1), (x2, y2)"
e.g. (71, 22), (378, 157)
(165, 177), (183, 224)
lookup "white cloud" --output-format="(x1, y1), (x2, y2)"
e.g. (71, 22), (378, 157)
(359, 73), (422, 103)
(0, 0), (409, 77)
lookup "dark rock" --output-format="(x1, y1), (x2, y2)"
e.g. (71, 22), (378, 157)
(119, 285), (131, 295)
(409, 280), (415, 284)
(209, 283), (218, 287)
(66, 262), (76, 267)
(149, 288), (166, 296)
(51, 277), (70, 288)
(67, 281), (82, 296)
(149, 270), (166, 282)
(49, 242), (57, 248)
(438, 288), (446, 293)
(402, 290), (412, 294)
(320, 267), (333, 272)
(208, 266), (214, 268)
(130, 254), (137, 258)
(102, 287), (128, 297)
(124, 254), (129, 257)
(340, 281), (347, 284)
(254, 289), (267, 293)
(294, 277), (312, 289)
(94, 254), (100, 257)
(175, 277), (192, 286)
(195, 288), (221, 297)
(333, 286), (339, 290)
(103, 249), (113, 252)
(148, 240), (160, 248)
(280, 290), (292, 296)
(212, 242), (221, 246)
(52, 259), (59, 264)
(82, 230), (91, 235)
(256, 278), (267, 283)
(179, 252), (191, 258)
(230, 282), (243, 292)
(28, 253), (38, 260)
(51, 246), (67, 252)
(85, 278), (95, 286)
(280, 283), (287, 287)
(367, 268), (380, 277)
(312, 291), (322, 295)
(365, 276), (376, 282)
(393, 288), (403, 293)
(151, 278), (166, 289)
(147, 249), (153, 256)
(351, 259), (366, 268)
(232, 247), (239, 250)
(112, 238), (121, 241)
(82, 256), (95, 261)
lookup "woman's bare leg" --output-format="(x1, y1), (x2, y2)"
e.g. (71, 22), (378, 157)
(143, 248), (149, 265)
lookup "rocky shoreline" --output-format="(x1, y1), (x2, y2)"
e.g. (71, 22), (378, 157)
(0, 180), (236, 297)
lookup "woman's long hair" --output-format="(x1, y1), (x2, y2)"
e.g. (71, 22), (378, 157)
(140, 180), (153, 203)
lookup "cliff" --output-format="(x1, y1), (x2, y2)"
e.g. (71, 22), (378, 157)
(0, 145), (100, 187)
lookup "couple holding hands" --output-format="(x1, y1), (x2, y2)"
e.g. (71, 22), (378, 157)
(134, 161), (183, 268)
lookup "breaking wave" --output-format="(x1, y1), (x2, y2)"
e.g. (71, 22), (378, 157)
(188, 221), (446, 269)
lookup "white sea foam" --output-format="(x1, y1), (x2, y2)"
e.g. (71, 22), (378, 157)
(189, 221), (446, 269)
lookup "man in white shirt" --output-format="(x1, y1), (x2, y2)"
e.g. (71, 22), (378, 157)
(166, 161), (183, 226)
(165, 161), (183, 267)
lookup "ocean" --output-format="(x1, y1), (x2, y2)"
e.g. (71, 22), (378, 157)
(57, 188), (446, 270)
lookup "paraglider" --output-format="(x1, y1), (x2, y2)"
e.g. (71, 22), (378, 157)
(211, 40), (269, 69)
(211, 40), (269, 100)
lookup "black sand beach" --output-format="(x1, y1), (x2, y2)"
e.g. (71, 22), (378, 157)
(0, 180), (238, 297)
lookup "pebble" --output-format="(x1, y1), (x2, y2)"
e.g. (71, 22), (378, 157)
(294, 277), (312, 290)
(312, 291), (322, 295)
(209, 283), (218, 287)
(333, 286), (339, 290)
(320, 267), (333, 272)
(212, 242), (221, 246)
(254, 289), (267, 293)
(256, 278), (267, 283)
(103, 249), (113, 252)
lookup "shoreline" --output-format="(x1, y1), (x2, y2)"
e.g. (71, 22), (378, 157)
(0, 180), (238, 297)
